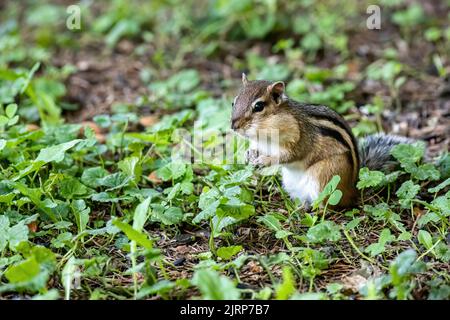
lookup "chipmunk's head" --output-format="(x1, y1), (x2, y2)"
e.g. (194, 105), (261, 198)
(231, 74), (287, 138)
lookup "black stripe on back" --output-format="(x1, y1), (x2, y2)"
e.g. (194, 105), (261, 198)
(287, 100), (360, 164)
(318, 126), (355, 167)
(308, 112), (359, 164)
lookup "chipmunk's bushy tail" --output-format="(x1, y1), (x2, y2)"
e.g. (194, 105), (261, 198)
(358, 133), (414, 172)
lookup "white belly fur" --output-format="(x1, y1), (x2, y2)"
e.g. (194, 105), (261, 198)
(248, 136), (319, 204)
(281, 161), (320, 205)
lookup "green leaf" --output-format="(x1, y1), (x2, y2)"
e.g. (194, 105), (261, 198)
(392, 4), (424, 28)
(0, 193), (15, 205)
(322, 175), (341, 193)
(137, 280), (175, 299)
(216, 245), (243, 260)
(180, 182), (194, 195)
(191, 269), (240, 300)
(275, 230), (293, 239)
(156, 162), (186, 181)
(257, 214), (282, 232)
(0, 216), (10, 252)
(133, 197), (151, 232)
(96, 172), (131, 190)
(8, 222), (29, 250)
(428, 177), (450, 193)
(5, 257), (40, 283)
(118, 156), (142, 184)
(390, 249), (425, 283)
(166, 183), (181, 200)
(345, 217), (363, 230)
(412, 163), (440, 181)
(51, 232), (73, 249)
(91, 192), (130, 203)
(357, 167), (385, 189)
(32, 289), (60, 300)
(365, 242), (385, 257)
(8, 115), (19, 126)
(391, 142), (425, 167)
(379, 228), (396, 244)
(300, 213), (318, 227)
(397, 231), (412, 241)
(437, 152), (450, 179)
(62, 257), (77, 300)
(21, 62), (40, 94)
(5, 103), (17, 118)
(81, 167), (109, 188)
(328, 189), (343, 206)
(275, 266), (296, 300)
(306, 221), (341, 243)
(434, 242), (450, 263)
(192, 199), (219, 224)
(326, 283), (344, 295)
(418, 230), (433, 250)
(168, 69), (200, 93)
(31, 245), (56, 267)
(384, 171), (401, 184)
(105, 20), (140, 47)
(432, 195), (450, 217)
(396, 180), (420, 198)
(112, 219), (153, 249)
(0, 115), (9, 126)
(396, 180), (420, 208)
(72, 200), (90, 234)
(301, 33), (322, 52)
(35, 139), (82, 163)
(313, 175), (341, 209)
(365, 228), (395, 257)
(151, 206), (183, 226)
(59, 176), (88, 199)
(418, 212), (441, 228)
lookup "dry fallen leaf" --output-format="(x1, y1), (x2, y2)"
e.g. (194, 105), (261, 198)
(247, 261), (263, 274)
(139, 115), (159, 128)
(95, 133), (106, 144)
(27, 221), (38, 233)
(413, 207), (424, 217)
(148, 171), (162, 184)
(26, 124), (40, 131)
(341, 274), (368, 293)
(174, 245), (191, 255)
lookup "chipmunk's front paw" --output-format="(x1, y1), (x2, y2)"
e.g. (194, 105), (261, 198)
(245, 149), (274, 168)
(245, 149), (259, 165)
(251, 155), (273, 168)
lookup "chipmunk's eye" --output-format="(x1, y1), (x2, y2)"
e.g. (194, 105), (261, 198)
(253, 101), (266, 113)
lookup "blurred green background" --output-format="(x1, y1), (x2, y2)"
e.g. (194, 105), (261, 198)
(1, 0), (449, 129)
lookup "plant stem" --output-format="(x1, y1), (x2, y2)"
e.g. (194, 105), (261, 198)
(343, 229), (376, 265)
(131, 241), (138, 300)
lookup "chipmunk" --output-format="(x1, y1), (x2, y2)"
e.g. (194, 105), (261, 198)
(231, 74), (413, 208)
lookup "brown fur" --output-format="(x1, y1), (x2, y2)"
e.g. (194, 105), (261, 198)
(298, 134), (357, 207)
(310, 119), (359, 182)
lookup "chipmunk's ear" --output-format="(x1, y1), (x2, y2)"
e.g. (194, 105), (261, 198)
(242, 73), (248, 86)
(267, 81), (285, 104)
